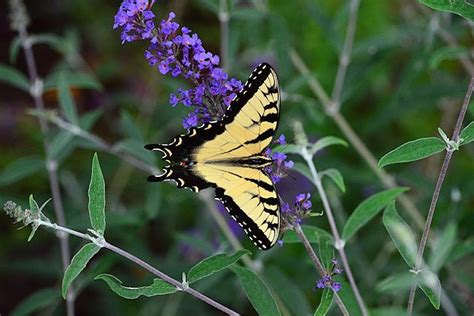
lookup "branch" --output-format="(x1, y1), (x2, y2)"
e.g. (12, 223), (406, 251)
(407, 77), (474, 315)
(301, 146), (369, 316)
(9, 1), (74, 314)
(36, 219), (239, 316)
(330, 0), (361, 112)
(293, 224), (350, 316)
(289, 49), (425, 229)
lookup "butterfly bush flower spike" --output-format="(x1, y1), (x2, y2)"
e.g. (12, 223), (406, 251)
(281, 193), (312, 226)
(315, 258), (343, 292)
(264, 134), (294, 183)
(113, 0), (243, 128)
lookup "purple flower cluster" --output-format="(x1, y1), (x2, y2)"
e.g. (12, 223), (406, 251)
(264, 135), (294, 183)
(315, 258), (343, 292)
(113, 1), (243, 129)
(281, 192), (312, 226)
(113, 0), (156, 43)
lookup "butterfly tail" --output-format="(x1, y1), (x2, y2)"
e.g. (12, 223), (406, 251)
(145, 143), (173, 161)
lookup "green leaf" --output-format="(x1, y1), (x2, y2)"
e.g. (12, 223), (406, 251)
(342, 188), (408, 241)
(447, 237), (474, 263)
(383, 202), (417, 267)
(378, 137), (445, 168)
(419, 0), (474, 21)
(318, 231), (335, 270)
(314, 288), (334, 316)
(376, 272), (413, 293)
(320, 168), (346, 193)
(28, 194), (40, 214)
(265, 266), (312, 316)
(88, 153), (106, 235)
(282, 225), (334, 244)
(429, 47), (470, 69)
(27, 195), (41, 241)
(310, 136), (348, 155)
(10, 34), (65, 63)
(80, 109), (103, 131)
(187, 249), (250, 283)
(0, 156), (44, 187)
(0, 64), (30, 92)
(44, 70), (102, 91)
(62, 243), (100, 298)
(460, 121), (474, 146)
(120, 111), (143, 141)
(199, 0), (219, 13)
(417, 270), (441, 309)
(232, 265), (281, 316)
(58, 72), (79, 124)
(337, 278), (362, 316)
(428, 223), (457, 272)
(10, 288), (60, 316)
(275, 143), (301, 155)
(95, 274), (177, 299)
(50, 131), (75, 160)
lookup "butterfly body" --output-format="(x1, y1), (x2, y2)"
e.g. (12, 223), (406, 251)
(146, 63), (281, 250)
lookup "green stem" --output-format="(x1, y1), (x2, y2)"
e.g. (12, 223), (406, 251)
(301, 146), (369, 316)
(406, 77), (474, 315)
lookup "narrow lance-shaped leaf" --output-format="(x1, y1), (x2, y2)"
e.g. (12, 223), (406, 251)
(383, 202), (417, 267)
(318, 232), (335, 270)
(376, 272), (413, 293)
(428, 222), (457, 272)
(460, 121), (474, 146)
(0, 156), (44, 187)
(429, 47), (470, 69)
(58, 72), (79, 125)
(447, 237), (474, 263)
(29, 194), (40, 215)
(337, 278), (362, 316)
(62, 243), (100, 298)
(10, 288), (60, 316)
(419, 0), (474, 21)
(265, 266), (312, 316)
(88, 153), (106, 235)
(27, 195), (41, 241)
(95, 274), (177, 299)
(320, 168), (346, 193)
(417, 270), (441, 310)
(187, 249), (250, 284)
(314, 288), (334, 316)
(342, 187), (408, 241)
(44, 70), (102, 91)
(0, 63), (30, 92)
(378, 137), (445, 169)
(310, 136), (348, 155)
(232, 265), (281, 316)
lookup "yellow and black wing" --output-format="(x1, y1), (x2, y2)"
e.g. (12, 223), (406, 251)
(146, 63), (281, 249)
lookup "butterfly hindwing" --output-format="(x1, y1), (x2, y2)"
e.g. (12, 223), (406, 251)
(146, 63), (281, 249)
(195, 163), (280, 249)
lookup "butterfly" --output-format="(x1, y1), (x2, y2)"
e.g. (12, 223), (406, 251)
(145, 63), (281, 250)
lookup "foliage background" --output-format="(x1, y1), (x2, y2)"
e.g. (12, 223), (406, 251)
(0, 0), (473, 315)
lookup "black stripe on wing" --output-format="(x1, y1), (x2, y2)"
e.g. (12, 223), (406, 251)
(215, 187), (280, 250)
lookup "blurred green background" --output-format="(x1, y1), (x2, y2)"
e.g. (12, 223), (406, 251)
(0, 0), (473, 315)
